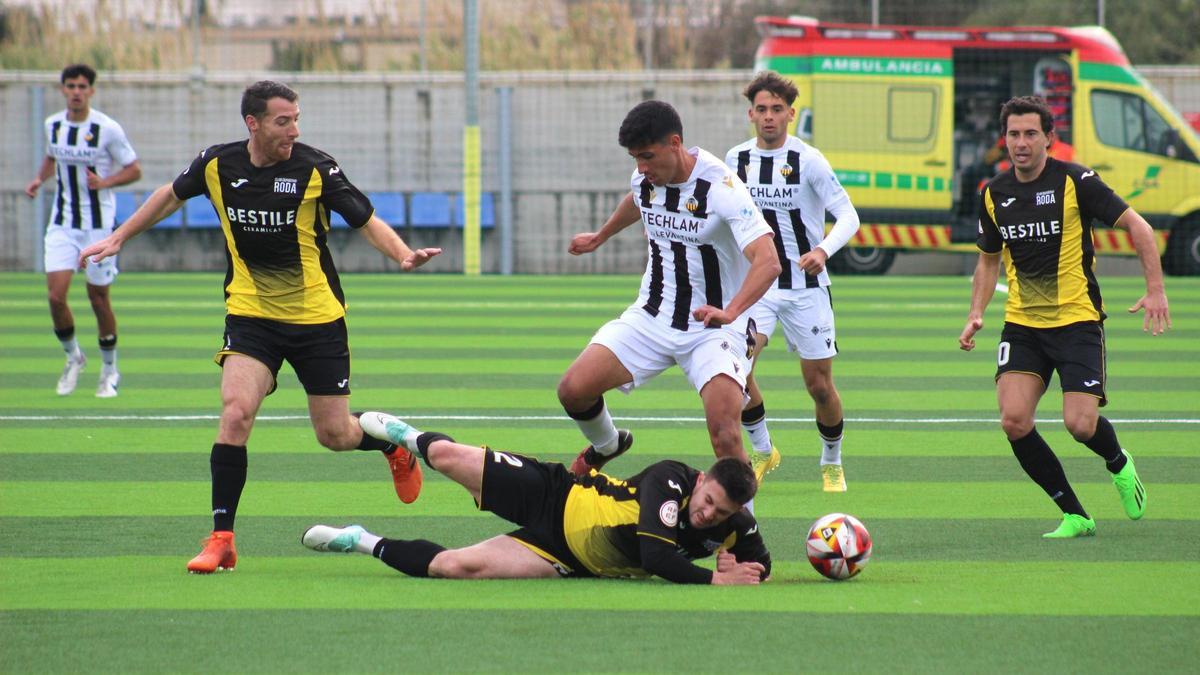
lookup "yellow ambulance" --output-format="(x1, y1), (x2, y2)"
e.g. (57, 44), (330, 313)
(755, 16), (1200, 275)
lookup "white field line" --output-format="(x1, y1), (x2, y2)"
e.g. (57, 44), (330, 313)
(2, 414), (1196, 424)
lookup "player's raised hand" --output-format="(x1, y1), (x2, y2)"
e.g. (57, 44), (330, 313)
(797, 248), (829, 275)
(78, 234), (122, 268)
(570, 232), (608, 256)
(959, 316), (984, 351)
(401, 247), (442, 271)
(692, 304), (734, 327)
(1128, 291), (1171, 335)
(712, 560), (766, 585)
(85, 169), (105, 190)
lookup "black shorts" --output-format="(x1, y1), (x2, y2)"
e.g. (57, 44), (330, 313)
(214, 315), (351, 396)
(996, 321), (1107, 406)
(478, 449), (591, 577)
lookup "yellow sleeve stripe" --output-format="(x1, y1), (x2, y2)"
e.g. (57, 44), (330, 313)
(637, 531), (676, 545)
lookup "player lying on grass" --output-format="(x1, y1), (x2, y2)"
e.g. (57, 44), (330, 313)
(302, 412), (772, 584)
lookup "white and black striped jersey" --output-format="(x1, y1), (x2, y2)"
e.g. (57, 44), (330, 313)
(630, 147), (773, 333)
(42, 109), (138, 230)
(726, 136), (853, 289)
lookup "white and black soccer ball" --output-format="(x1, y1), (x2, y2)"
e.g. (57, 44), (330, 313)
(806, 512), (872, 580)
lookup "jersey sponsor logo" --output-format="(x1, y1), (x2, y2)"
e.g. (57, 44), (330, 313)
(274, 177), (298, 194)
(337, 378), (349, 388)
(748, 186), (795, 199)
(648, 211), (700, 235)
(1083, 379), (1100, 387)
(1001, 197), (1016, 207)
(667, 479), (683, 494)
(329, 165), (341, 176)
(1000, 220), (1061, 241)
(1081, 170), (1096, 179)
(746, 524), (758, 535)
(701, 539), (723, 551)
(225, 206), (297, 231)
(230, 178), (249, 188)
(1036, 190), (1056, 206)
(659, 500), (679, 527)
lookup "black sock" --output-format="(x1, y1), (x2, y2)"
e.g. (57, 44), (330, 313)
(564, 397), (605, 421)
(54, 326), (75, 341)
(373, 538), (446, 577)
(741, 402), (766, 426)
(1084, 416), (1126, 474)
(414, 432), (454, 469)
(350, 412), (398, 454)
(210, 443), (247, 531)
(1009, 428), (1089, 518)
(817, 419), (845, 442)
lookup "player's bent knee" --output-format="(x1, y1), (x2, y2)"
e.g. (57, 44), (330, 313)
(428, 551), (483, 579)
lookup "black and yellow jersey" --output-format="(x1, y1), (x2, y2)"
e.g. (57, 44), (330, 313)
(172, 141), (375, 324)
(562, 460), (769, 582)
(978, 158), (1130, 328)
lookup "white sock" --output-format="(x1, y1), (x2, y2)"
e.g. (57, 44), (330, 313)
(58, 335), (81, 359)
(354, 530), (382, 554)
(742, 403), (773, 453)
(99, 335), (117, 369)
(574, 401), (619, 455)
(745, 424), (773, 454)
(820, 435), (843, 465)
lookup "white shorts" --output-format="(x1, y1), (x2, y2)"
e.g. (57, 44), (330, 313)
(748, 286), (837, 360)
(44, 226), (118, 286)
(590, 307), (753, 395)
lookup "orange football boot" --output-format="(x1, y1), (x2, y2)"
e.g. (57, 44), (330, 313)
(187, 530), (237, 573)
(387, 448), (423, 504)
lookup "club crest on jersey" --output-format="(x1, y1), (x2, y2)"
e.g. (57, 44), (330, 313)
(780, 163), (794, 177)
(274, 177), (298, 194)
(722, 175), (734, 188)
(84, 133), (94, 143)
(685, 196), (700, 213)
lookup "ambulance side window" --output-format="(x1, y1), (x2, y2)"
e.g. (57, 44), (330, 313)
(1091, 89), (1186, 160)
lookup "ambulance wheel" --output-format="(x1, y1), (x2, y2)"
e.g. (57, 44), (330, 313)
(1164, 218), (1200, 276)
(827, 247), (897, 275)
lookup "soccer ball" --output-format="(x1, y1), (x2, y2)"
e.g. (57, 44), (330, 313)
(806, 513), (872, 580)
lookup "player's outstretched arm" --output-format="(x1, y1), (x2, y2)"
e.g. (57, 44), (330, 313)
(959, 252), (1001, 351)
(25, 157), (55, 198)
(1116, 210), (1170, 335)
(568, 192), (641, 255)
(359, 215), (442, 271)
(79, 182), (183, 267)
(711, 560), (767, 586)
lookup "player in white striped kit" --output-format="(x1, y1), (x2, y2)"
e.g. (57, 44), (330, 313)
(559, 100), (781, 476)
(725, 72), (861, 492)
(25, 64), (141, 397)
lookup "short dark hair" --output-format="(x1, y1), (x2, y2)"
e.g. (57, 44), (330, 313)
(707, 457), (758, 506)
(618, 100), (683, 149)
(241, 80), (299, 120)
(61, 64), (96, 86)
(1000, 95), (1054, 135)
(743, 71), (798, 106)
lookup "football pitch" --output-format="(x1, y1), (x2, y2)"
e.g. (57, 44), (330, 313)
(1, 271), (1197, 673)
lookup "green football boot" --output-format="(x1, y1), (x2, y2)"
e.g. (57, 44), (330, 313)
(1042, 513), (1097, 539)
(1111, 449), (1146, 520)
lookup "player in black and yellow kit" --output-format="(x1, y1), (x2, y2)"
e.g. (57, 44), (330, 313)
(301, 412), (772, 585)
(80, 81), (442, 572)
(959, 96), (1171, 539)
